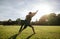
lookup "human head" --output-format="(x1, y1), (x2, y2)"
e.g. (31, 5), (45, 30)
(29, 12), (32, 14)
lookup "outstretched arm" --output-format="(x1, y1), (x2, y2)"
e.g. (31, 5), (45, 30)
(35, 10), (38, 13)
(32, 10), (38, 17)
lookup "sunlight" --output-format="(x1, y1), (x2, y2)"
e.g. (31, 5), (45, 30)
(32, 3), (53, 21)
(34, 3), (52, 14)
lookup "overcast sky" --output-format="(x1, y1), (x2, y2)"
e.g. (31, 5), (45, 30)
(0, 0), (60, 21)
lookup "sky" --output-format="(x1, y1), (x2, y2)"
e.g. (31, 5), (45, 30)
(0, 0), (60, 21)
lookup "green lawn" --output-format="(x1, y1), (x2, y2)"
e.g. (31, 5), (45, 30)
(0, 25), (60, 39)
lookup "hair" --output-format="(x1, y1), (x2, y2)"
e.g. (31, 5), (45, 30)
(29, 12), (32, 14)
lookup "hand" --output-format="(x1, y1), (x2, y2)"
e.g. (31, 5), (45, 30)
(36, 10), (38, 13)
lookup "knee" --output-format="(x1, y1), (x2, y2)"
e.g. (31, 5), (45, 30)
(31, 26), (33, 28)
(23, 26), (27, 29)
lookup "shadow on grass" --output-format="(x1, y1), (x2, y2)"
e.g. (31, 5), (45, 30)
(26, 33), (35, 39)
(8, 34), (18, 39)
(8, 33), (35, 39)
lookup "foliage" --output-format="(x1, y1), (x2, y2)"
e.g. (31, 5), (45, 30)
(0, 13), (60, 25)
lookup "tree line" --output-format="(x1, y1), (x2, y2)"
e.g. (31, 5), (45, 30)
(0, 18), (21, 25)
(0, 13), (60, 25)
(32, 13), (60, 25)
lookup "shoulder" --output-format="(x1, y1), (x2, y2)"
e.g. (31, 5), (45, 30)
(26, 15), (29, 16)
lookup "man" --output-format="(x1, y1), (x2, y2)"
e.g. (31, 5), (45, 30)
(10, 10), (38, 39)
(8, 10), (38, 39)
(18, 10), (38, 35)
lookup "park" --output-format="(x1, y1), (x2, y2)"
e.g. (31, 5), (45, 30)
(0, 0), (60, 39)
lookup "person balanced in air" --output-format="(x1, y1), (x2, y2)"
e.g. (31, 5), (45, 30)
(18, 10), (38, 36)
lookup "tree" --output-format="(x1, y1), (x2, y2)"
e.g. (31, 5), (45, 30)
(39, 15), (48, 25)
(7, 19), (12, 25)
(8, 19), (12, 22)
(56, 14), (60, 25)
(16, 18), (21, 25)
(47, 13), (57, 25)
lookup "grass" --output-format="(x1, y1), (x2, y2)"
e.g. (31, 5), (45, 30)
(0, 25), (60, 39)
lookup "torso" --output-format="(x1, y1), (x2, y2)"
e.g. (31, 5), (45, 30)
(25, 14), (32, 22)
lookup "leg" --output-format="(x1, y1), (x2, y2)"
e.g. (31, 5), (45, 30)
(18, 20), (25, 32)
(19, 25), (23, 32)
(18, 20), (27, 35)
(29, 25), (35, 34)
(17, 25), (24, 35)
(18, 25), (28, 35)
(21, 25), (28, 32)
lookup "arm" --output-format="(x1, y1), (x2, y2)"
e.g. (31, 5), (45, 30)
(35, 10), (38, 13)
(32, 10), (38, 17)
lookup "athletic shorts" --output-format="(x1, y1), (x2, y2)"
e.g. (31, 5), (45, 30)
(20, 20), (31, 27)
(24, 20), (31, 26)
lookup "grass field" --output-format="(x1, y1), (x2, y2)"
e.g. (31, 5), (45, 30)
(0, 25), (60, 39)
